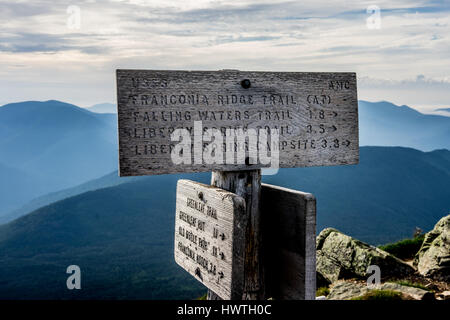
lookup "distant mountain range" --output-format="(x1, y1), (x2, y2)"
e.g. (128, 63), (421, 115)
(0, 146), (448, 299)
(0, 172), (211, 300)
(87, 103), (116, 114)
(359, 101), (450, 151)
(0, 99), (449, 221)
(0, 98), (449, 299)
(265, 147), (450, 244)
(0, 100), (118, 217)
(0, 172), (145, 224)
(435, 107), (450, 113)
(0, 162), (43, 215)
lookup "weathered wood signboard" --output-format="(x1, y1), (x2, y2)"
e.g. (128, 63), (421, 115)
(117, 70), (359, 176)
(261, 184), (316, 300)
(174, 179), (247, 300)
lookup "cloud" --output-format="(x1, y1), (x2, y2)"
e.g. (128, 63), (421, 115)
(0, 1), (53, 18)
(0, 0), (448, 109)
(0, 32), (106, 54)
(358, 74), (450, 112)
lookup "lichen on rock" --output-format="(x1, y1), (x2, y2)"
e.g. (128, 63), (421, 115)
(414, 214), (450, 281)
(327, 280), (434, 300)
(316, 228), (415, 283)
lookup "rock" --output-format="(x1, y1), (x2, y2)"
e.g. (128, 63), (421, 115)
(444, 291), (450, 300)
(326, 281), (368, 300)
(317, 228), (415, 283)
(315, 296), (327, 300)
(414, 214), (450, 281)
(327, 281), (434, 300)
(379, 282), (434, 300)
(436, 291), (450, 300)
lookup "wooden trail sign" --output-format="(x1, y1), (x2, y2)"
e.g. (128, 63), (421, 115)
(174, 179), (247, 300)
(261, 184), (316, 300)
(117, 70), (359, 176)
(115, 68), (359, 301)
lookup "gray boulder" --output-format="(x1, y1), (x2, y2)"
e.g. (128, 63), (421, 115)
(327, 280), (434, 300)
(326, 281), (367, 300)
(380, 282), (434, 300)
(317, 228), (415, 283)
(414, 214), (450, 281)
(436, 291), (450, 300)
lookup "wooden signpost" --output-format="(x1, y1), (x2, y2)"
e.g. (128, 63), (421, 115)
(116, 69), (359, 300)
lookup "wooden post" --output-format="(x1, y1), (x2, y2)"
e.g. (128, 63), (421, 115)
(208, 169), (264, 300)
(261, 184), (317, 300)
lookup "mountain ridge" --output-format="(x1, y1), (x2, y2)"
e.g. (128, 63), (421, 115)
(0, 146), (448, 299)
(0, 171), (144, 224)
(0, 100), (118, 217)
(87, 103), (116, 114)
(358, 100), (450, 151)
(2, 146), (448, 243)
(435, 107), (450, 113)
(1, 99), (449, 228)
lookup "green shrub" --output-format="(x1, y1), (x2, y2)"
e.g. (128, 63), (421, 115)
(316, 287), (330, 297)
(351, 290), (403, 300)
(378, 235), (425, 260)
(393, 280), (431, 292)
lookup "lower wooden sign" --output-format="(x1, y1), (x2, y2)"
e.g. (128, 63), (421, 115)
(261, 183), (317, 300)
(174, 179), (247, 300)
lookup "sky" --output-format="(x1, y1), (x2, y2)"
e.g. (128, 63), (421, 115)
(0, 0), (449, 114)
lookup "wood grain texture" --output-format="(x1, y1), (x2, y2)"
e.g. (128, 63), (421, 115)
(261, 183), (316, 300)
(174, 179), (247, 300)
(208, 170), (265, 300)
(117, 70), (359, 176)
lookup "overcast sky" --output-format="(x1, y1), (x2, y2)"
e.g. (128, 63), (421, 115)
(0, 0), (449, 113)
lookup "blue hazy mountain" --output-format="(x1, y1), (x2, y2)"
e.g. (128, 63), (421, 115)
(1, 99), (450, 222)
(0, 162), (43, 215)
(0, 171), (146, 224)
(0, 172), (211, 300)
(264, 147), (450, 244)
(88, 103), (116, 114)
(0, 147), (448, 299)
(435, 107), (450, 113)
(359, 100), (450, 151)
(0, 100), (118, 217)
